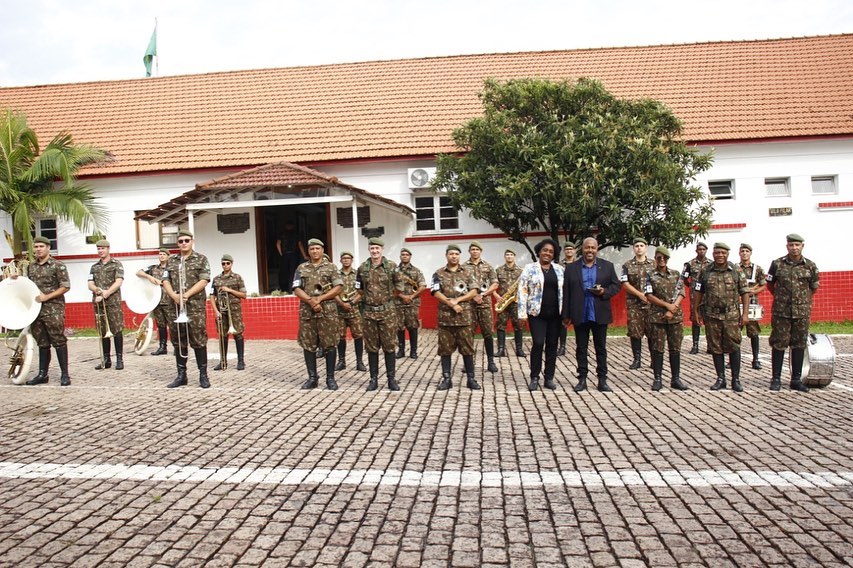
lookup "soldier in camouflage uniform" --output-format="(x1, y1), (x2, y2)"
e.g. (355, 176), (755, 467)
(294, 238), (343, 390)
(766, 233), (819, 392)
(23, 236), (72, 386)
(394, 248), (426, 360)
(431, 244), (480, 390)
(162, 230), (212, 389)
(644, 246), (688, 391)
(357, 237), (403, 391)
(334, 251), (366, 372)
(465, 241), (499, 373)
(211, 254), (247, 371)
(88, 239), (125, 371)
(682, 242), (711, 354)
(621, 237), (654, 370)
(557, 241), (577, 356)
(738, 243), (767, 370)
(136, 248), (171, 355)
(692, 243), (750, 392)
(493, 249), (525, 358)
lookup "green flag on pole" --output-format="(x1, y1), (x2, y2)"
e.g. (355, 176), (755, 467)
(143, 27), (157, 77)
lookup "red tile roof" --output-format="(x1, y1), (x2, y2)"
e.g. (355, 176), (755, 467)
(2, 34), (852, 176)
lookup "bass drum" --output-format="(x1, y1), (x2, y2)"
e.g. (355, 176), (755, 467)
(801, 333), (836, 388)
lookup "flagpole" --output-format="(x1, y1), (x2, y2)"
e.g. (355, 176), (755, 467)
(154, 18), (158, 77)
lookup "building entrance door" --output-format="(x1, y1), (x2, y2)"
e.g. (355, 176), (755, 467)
(258, 203), (329, 294)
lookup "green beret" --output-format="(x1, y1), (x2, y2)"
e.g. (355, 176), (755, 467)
(158, 247), (170, 255)
(563, 242), (576, 249)
(446, 244), (461, 253)
(632, 237), (648, 246)
(339, 251), (353, 259)
(739, 243), (752, 251)
(221, 254), (233, 262)
(469, 241), (483, 251)
(33, 236), (51, 245)
(786, 233), (804, 243)
(696, 241), (708, 249)
(400, 248), (411, 255)
(95, 239), (110, 248)
(504, 249), (516, 255)
(368, 237), (384, 247)
(713, 242), (730, 251)
(307, 238), (324, 248)
(178, 229), (193, 238)
(654, 246), (672, 258)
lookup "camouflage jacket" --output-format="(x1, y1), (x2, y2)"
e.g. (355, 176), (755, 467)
(431, 265), (479, 327)
(28, 256), (70, 307)
(496, 263), (522, 296)
(739, 262), (767, 306)
(162, 251), (211, 313)
(294, 258), (343, 320)
(644, 267), (685, 324)
(767, 255), (819, 319)
(621, 257), (654, 307)
(696, 262), (749, 321)
(394, 262), (426, 307)
(212, 272), (246, 314)
(338, 268), (359, 306)
(357, 258), (402, 319)
(89, 258), (124, 306)
(682, 257), (711, 290)
(464, 258), (498, 309)
(144, 263), (170, 306)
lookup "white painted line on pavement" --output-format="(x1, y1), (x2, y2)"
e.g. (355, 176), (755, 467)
(0, 461), (850, 490)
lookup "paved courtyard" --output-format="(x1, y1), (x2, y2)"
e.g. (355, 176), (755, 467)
(0, 332), (851, 567)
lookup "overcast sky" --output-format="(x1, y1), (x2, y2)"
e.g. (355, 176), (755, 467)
(2, 0), (851, 87)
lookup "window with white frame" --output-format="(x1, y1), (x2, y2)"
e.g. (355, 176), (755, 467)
(765, 177), (790, 197)
(811, 175), (837, 195)
(136, 214), (180, 249)
(24, 218), (58, 252)
(708, 180), (734, 200)
(414, 195), (459, 233)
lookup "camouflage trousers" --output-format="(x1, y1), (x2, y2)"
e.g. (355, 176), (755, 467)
(152, 303), (171, 329)
(704, 318), (742, 354)
(626, 304), (649, 339)
(495, 309), (523, 332)
(742, 321), (761, 339)
(298, 315), (341, 352)
(339, 311), (363, 340)
(396, 304), (421, 330)
(167, 304), (208, 350)
(438, 325), (475, 357)
(471, 306), (494, 338)
(769, 314), (809, 350)
(648, 323), (684, 353)
(363, 315), (398, 354)
(94, 300), (125, 335)
(31, 303), (67, 348)
(217, 308), (245, 338)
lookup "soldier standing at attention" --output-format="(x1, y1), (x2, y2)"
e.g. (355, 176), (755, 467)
(644, 246), (688, 391)
(432, 244), (480, 390)
(682, 242), (711, 354)
(162, 230), (212, 389)
(22, 236), (72, 386)
(692, 243), (750, 392)
(334, 251), (366, 372)
(557, 241), (577, 356)
(88, 239), (125, 370)
(621, 237), (654, 370)
(293, 238), (343, 390)
(738, 243), (767, 370)
(465, 241), (499, 373)
(494, 249), (526, 358)
(394, 248), (426, 359)
(766, 233), (819, 392)
(357, 238), (402, 391)
(136, 248), (171, 355)
(211, 254), (247, 371)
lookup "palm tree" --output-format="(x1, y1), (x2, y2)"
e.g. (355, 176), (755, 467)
(0, 108), (109, 259)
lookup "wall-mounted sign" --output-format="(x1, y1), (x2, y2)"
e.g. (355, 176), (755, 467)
(361, 226), (384, 239)
(769, 207), (792, 217)
(217, 213), (250, 234)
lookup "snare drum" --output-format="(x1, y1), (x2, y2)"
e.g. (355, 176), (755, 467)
(747, 304), (763, 321)
(800, 333), (836, 388)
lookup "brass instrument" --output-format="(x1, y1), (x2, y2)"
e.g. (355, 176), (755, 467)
(94, 295), (114, 369)
(174, 260), (189, 358)
(313, 282), (332, 296)
(340, 288), (357, 303)
(215, 288), (236, 370)
(125, 271), (161, 356)
(399, 271), (420, 292)
(0, 274), (42, 383)
(454, 281), (468, 294)
(479, 281), (490, 294)
(495, 280), (519, 314)
(7, 328), (34, 384)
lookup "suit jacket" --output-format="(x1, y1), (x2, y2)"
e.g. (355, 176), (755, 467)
(562, 257), (622, 325)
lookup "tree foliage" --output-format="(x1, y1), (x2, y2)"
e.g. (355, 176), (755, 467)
(0, 108), (108, 258)
(432, 78), (714, 254)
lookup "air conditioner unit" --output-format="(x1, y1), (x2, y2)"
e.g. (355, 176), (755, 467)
(407, 167), (436, 189)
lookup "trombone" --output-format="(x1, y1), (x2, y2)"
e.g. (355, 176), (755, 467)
(94, 295), (114, 369)
(215, 288), (236, 370)
(174, 260), (189, 359)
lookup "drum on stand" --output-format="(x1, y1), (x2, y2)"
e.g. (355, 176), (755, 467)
(747, 303), (763, 321)
(799, 333), (836, 388)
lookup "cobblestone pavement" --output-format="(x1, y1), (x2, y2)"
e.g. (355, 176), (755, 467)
(0, 332), (851, 567)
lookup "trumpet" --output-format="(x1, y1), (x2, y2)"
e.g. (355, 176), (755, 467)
(174, 260), (189, 358)
(479, 281), (490, 293)
(340, 288), (357, 303)
(313, 282), (332, 296)
(399, 271), (420, 292)
(454, 281), (468, 294)
(495, 280), (519, 314)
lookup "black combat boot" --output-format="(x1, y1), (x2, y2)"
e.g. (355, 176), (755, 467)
(670, 351), (688, 390)
(214, 337), (228, 371)
(770, 348), (784, 391)
(574, 376), (587, 393)
(385, 351), (400, 391)
(730, 351), (743, 392)
(195, 347), (210, 388)
(56, 345), (71, 386)
(485, 337), (498, 373)
(597, 376), (612, 393)
(95, 338), (111, 370)
(366, 352), (379, 391)
(496, 330), (507, 357)
(750, 336), (761, 370)
(114, 335), (124, 370)
(690, 325), (700, 354)
(235, 336), (245, 370)
(167, 351), (188, 388)
(528, 375), (539, 391)
(396, 331), (406, 359)
(301, 350), (318, 389)
(408, 328), (418, 359)
(628, 338), (642, 370)
(26, 347), (51, 385)
(335, 339), (347, 371)
(557, 328), (567, 356)
(710, 354), (726, 390)
(325, 349), (338, 390)
(354, 338), (366, 371)
(651, 351), (664, 391)
(789, 348), (809, 392)
(151, 326), (168, 355)
(463, 355), (480, 390)
(437, 356), (452, 390)
(514, 330), (526, 357)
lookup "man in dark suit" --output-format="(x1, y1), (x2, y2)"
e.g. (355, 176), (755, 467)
(563, 237), (623, 392)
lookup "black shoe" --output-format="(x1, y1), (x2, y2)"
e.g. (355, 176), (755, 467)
(199, 373), (211, 389)
(487, 359), (498, 373)
(770, 378), (782, 391)
(731, 379), (743, 393)
(437, 376), (452, 391)
(466, 377), (481, 390)
(557, 345), (566, 357)
(574, 377), (587, 393)
(689, 343), (699, 355)
(543, 378), (557, 390)
(213, 362), (224, 371)
(652, 378), (662, 391)
(60, 375), (71, 387)
(670, 377), (689, 391)
(528, 377), (539, 391)
(335, 359), (346, 371)
(790, 380), (809, 393)
(26, 372), (49, 386)
(167, 376), (187, 388)
(710, 377), (726, 390)
(597, 378), (612, 392)
(395, 347), (405, 359)
(409, 352), (418, 360)
(326, 378), (338, 391)
(95, 356), (111, 370)
(388, 377), (400, 391)
(151, 344), (167, 356)
(237, 360), (245, 370)
(356, 361), (367, 372)
(367, 377), (378, 391)
(628, 358), (641, 370)
(301, 377), (319, 389)
(114, 357), (124, 371)
(752, 359), (762, 370)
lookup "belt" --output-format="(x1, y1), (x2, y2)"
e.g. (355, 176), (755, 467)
(707, 306), (734, 315)
(363, 302), (393, 313)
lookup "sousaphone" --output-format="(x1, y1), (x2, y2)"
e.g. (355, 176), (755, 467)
(124, 272), (162, 355)
(0, 277), (42, 384)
